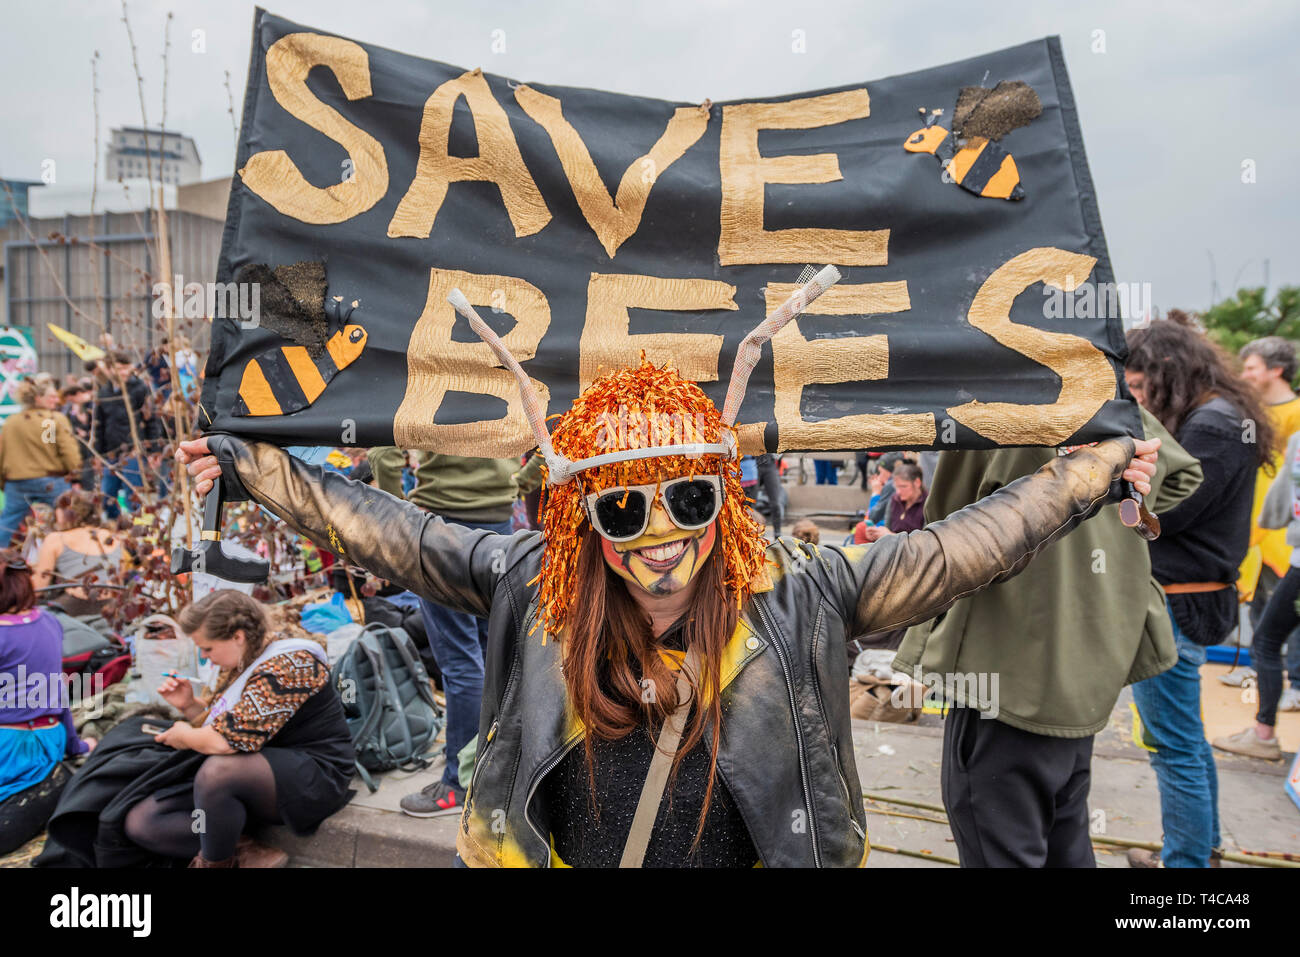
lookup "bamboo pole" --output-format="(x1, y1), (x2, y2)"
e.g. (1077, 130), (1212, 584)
(863, 791), (1300, 869)
(154, 187), (192, 598)
(868, 843), (959, 867)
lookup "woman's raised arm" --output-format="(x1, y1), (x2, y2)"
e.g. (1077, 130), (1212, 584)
(830, 436), (1157, 636)
(177, 434), (524, 618)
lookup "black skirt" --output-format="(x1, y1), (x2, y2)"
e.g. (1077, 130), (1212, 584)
(36, 686), (356, 867)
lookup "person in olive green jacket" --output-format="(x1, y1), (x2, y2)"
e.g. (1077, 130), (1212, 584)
(894, 407), (1202, 867)
(368, 447), (520, 817)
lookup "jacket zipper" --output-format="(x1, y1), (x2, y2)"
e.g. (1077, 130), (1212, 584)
(806, 601), (867, 843)
(465, 612), (527, 852)
(839, 767), (866, 840)
(523, 732), (584, 866)
(752, 595), (822, 867)
(470, 628), (524, 807)
(467, 719), (499, 802)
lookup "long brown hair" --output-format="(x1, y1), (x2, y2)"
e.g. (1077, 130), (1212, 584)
(0, 550), (36, 614)
(1126, 313), (1274, 468)
(563, 528), (738, 844)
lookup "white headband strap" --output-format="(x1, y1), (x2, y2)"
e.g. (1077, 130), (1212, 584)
(566, 442), (732, 476)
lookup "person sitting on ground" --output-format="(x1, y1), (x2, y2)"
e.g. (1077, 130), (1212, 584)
(0, 376), (82, 547)
(866, 452), (903, 526)
(853, 466), (893, 543)
(791, 518), (820, 545)
(120, 589), (355, 867)
(858, 462), (928, 542)
(32, 489), (123, 618)
(0, 550), (95, 856)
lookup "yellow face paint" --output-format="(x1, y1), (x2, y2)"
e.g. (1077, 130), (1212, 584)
(600, 497), (717, 597)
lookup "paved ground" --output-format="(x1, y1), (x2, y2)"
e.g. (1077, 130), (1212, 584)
(3, 664), (1295, 869)
(4, 489), (1296, 868)
(252, 663), (1298, 868)
(856, 678), (1299, 868)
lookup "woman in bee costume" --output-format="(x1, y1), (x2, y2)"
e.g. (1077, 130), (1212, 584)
(179, 266), (1159, 867)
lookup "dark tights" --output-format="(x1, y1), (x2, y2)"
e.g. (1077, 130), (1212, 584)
(124, 752), (280, 862)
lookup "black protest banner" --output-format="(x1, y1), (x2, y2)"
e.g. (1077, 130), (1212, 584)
(201, 9), (1141, 455)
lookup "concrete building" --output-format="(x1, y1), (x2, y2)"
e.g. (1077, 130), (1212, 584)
(106, 126), (202, 186)
(1, 177), (230, 379)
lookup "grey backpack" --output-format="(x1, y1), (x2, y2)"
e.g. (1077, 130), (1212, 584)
(330, 623), (443, 792)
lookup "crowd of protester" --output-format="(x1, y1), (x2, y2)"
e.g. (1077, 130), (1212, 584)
(0, 315), (1297, 867)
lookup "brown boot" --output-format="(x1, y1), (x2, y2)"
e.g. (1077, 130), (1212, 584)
(188, 854), (236, 868)
(235, 835), (289, 869)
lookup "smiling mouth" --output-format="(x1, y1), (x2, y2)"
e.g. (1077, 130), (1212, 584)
(631, 537), (690, 571)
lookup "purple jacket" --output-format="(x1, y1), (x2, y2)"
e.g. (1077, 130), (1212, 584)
(887, 489), (929, 534)
(0, 607), (89, 756)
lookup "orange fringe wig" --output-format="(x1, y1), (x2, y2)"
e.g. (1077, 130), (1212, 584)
(535, 356), (768, 638)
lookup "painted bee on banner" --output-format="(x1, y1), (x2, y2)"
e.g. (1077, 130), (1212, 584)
(903, 80), (1042, 201)
(233, 297), (367, 417)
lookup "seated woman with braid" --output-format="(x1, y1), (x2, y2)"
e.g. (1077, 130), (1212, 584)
(123, 590), (354, 868)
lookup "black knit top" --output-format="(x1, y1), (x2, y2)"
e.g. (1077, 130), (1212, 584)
(541, 623), (759, 868)
(1148, 397), (1257, 645)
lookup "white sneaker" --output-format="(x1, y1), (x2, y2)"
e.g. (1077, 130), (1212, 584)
(1218, 667), (1256, 687)
(1279, 687), (1300, 712)
(1212, 727), (1283, 761)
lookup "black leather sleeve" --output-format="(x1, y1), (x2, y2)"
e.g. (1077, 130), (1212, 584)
(832, 436), (1137, 636)
(206, 434), (526, 617)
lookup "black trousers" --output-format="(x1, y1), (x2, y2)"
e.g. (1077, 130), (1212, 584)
(755, 454), (783, 536)
(941, 707), (1096, 867)
(0, 763), (70, 857)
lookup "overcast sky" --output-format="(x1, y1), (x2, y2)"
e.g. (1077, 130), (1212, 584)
(2, 0), (1296, 312)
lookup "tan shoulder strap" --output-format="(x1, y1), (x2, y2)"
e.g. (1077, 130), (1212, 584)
(619, 647), (699, 868)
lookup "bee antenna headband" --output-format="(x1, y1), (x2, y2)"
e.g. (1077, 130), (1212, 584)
(447, 263), (842, 485)
(718, 264), (840, 450)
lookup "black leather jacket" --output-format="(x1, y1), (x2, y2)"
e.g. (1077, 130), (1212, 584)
(207, 433), (1136, 867)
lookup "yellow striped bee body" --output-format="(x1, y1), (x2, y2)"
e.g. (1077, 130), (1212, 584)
(234, 298), (368, 417)
(904, 82), (1041, 202)
(905, 120), (1024, 201)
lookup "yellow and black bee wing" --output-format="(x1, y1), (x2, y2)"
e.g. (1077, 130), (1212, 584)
(946, 137), (1024, 201)
(233, 325), (367, 417)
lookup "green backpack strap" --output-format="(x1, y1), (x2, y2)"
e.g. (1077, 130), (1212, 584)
(383, 626), (441, 766)
(347, 637), (391, 791)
